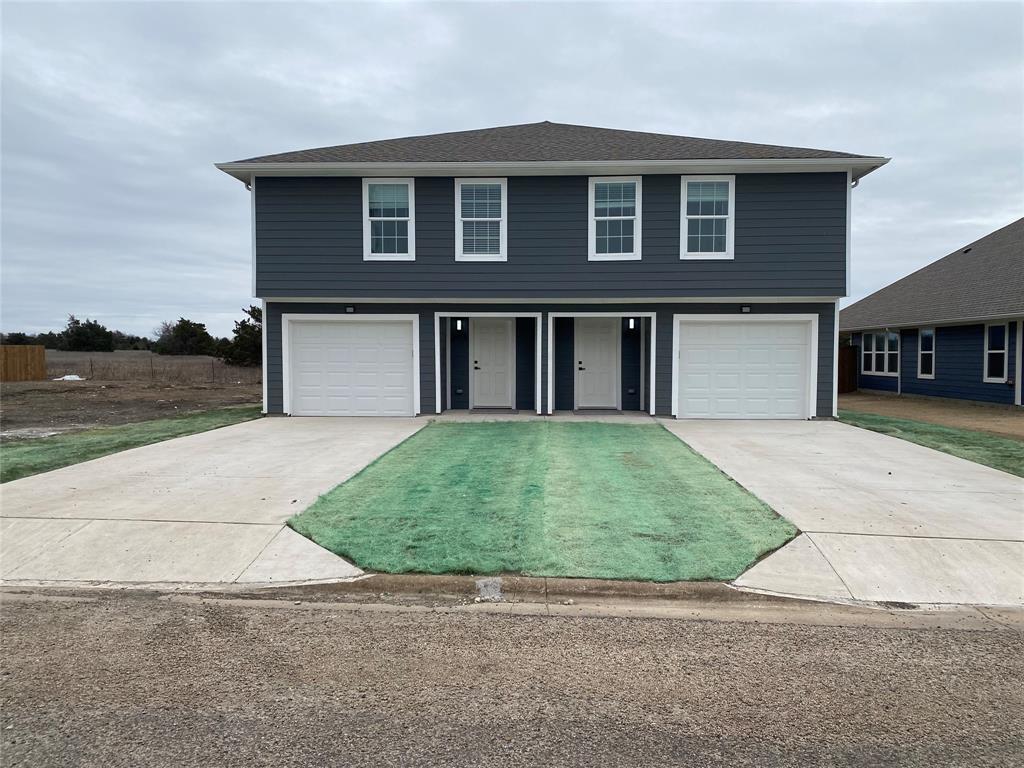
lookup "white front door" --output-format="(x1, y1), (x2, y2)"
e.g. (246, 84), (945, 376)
(677, 320), (811, 419)
(471, 318), (514, 408)
(289, 320), (415, 416)
(575, 318), (620, 409)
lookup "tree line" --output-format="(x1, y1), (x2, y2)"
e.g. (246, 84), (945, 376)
(1, 306), (262, 367)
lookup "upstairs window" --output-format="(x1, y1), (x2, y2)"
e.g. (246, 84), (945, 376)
(917, 328), (935, 379)
(862, 330), (899, 375)
(363, 179), (414, 260)
(984, 323), (1008, 382)
(589, 177), (641, 260)
(455, 179), (507, 261)
(682, 176), (735, 259)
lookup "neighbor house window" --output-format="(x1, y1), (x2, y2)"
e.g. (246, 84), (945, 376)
(589, 177), (641, 260)
(682, 176), (735, 259)
(363, 178), (415, 260)
(917, 328), (935, 379)
(983, 323), (1008, 382)
(862, 330), (899, 375)
(455, 179), (507, 261)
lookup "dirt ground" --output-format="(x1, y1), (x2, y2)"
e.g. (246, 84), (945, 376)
(840, 392), (1024, 440)
(0, 380), (261, 439)
(1, 589), (1020, 767)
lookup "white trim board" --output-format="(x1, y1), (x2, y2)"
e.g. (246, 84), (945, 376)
(260, 298), (268, 414)
(281, 313), (421, 416)
(671, 313), (819, 420)
(680, 175), (735, 261)
(547, 311), (657, 416)
(262, 296), (840, 305)
(217, 156), (890, 184)
(455, 178), (508, 262)
(433, 312), (543, 415)
(1016, 320), (1023, 407)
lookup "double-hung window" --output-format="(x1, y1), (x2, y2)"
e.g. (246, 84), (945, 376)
(682, 175), (735, 259)
(589, 177), (641, 260)
(862, 330), (899, 375)
(363, 178), (414, 260)
(455, 179), (507, 261)
(917, 328), (935, 379)
(983, 323), (1008, 382)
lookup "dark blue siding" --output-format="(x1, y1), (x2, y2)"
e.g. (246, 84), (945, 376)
(901, 325), (1016, 404)
(554, 318), (575, 410)
(255, 173), (848, 298)
(515, 318), (535, 411)
(266, 301), (836, 417)
(621, 318), (642, 411)
(448, 318), (469, 409)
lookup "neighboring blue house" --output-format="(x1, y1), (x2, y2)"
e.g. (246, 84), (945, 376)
(217, 121), (889, 419)
(840, 218), (1023, 407)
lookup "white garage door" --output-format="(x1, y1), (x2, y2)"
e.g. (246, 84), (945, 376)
(288, 320), (415, 416)
(677, 321), (812, 419)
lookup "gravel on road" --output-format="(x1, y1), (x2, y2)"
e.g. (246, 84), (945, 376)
(1, 590), (1020, 767)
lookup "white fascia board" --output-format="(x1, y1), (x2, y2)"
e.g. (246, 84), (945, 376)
(216, 157), (890, 184)
(841, 312), (1024, 333)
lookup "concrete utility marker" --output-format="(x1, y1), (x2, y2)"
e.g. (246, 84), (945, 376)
(662, 419), (1024, 607)
(0, 417), (423, 586)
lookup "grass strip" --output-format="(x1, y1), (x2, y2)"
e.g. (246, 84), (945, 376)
(838, 409), (1023, 477)
(0, 406), (262, 483)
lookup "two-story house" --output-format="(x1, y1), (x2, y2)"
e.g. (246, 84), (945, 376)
(216, 122), (887, 419)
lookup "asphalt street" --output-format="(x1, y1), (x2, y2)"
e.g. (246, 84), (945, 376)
(1, 590), (1020, 767)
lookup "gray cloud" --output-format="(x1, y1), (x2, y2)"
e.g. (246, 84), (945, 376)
(2, 1), (1021, 336)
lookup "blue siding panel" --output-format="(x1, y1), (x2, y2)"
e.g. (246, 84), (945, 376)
(266, 301), (836, 417)
(255, 173), (848, 298)
(901, 325), (1016, 404)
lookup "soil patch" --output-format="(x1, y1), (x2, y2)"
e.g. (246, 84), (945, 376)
(840, 392), (1024, 441)
(0, 380), (261, 439)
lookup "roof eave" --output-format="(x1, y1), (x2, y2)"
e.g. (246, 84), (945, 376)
(214, 156), (889, 184)
(840, 310), (1024, 332)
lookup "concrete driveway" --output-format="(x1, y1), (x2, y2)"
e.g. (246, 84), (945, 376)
(0, 417), (423, 585)
(663, 420), (1024, 606)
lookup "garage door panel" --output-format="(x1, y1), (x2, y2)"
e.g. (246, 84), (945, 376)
(289, 320), (415, 416)
(678, 320), (811, 419)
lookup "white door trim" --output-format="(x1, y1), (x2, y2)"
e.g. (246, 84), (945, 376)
(547, 311), (657, 416)
(281, 313), (420, 416)
(672, 313), (819, 419)
(573, 317), (621, 409)
(469, 317), (515, 408)
(433, 312), (542, 415)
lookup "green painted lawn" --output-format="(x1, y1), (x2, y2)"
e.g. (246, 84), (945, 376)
(289, 421), (796, 582)
(838, 410), (1024, 478)
(0, 406), (262, 483)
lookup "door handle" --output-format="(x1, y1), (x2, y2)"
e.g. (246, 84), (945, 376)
(578, 367), (586, 371)
(474, 366), (481, 370)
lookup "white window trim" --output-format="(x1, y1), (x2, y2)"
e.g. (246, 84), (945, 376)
(454, 178), (507, 262)
(681, 175), (735, 260)
(362, 178), (415, 261)
(917, 327), (935, 380)
(862, 329), (899, 377)
(983, 322), (1009, 383)
(588, 176), (642, 261)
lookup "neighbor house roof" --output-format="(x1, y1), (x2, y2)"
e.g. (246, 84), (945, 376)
(840, 218), (1024, 331)
(216, 121), (888, 182)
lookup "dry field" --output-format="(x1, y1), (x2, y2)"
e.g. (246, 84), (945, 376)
(46, 349), (261, 385)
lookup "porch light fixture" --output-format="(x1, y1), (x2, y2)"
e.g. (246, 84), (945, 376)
(741, 305), (751, 313)
(345, 306), (355, 313)
(456, 319), (463, 331)
(628, 318), (635, 330)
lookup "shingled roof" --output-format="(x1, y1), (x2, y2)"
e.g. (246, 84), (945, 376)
(227, 121), (878, 165)
(840, 218), (1024, 331)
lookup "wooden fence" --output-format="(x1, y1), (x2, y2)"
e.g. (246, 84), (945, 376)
(0, 345), (47, 382)
(837, 345), (858, 394)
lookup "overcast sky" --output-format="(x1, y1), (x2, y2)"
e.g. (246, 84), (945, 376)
(2, 1), (1021, 337)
